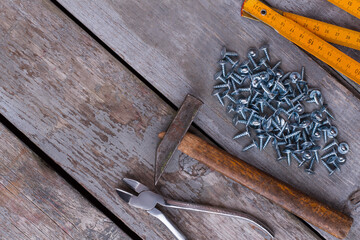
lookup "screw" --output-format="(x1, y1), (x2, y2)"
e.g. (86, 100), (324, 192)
(287, 104), (304, 115)
(221, 46), (238, 58)
(224, 93), (236, 103)
(265, 101), (277, 112)
(273, 139), (285, 161)
(229, 73), (243, 85)
(302, 150), (312, 161)
(259, 57), (270, 68)
(320, 104), (335, 120)
(283, 148), (292, 166)
(260, 44), (270, 62)
(212, 90), (225, 106)
(232, 114), (247, 126)
(236, 106), (247, 120)
(323, 139), (338, 151)
(213, 82), (230, 89)
(263, 135), (273, 149)
(257, 133), (267, 151)
(233, 87), (251, 95)
(214, 71), (226, 83)
(239, 60), (252, 75)
(291, 92), (305, 104)
(310, 146), (320, 163)
(227, 102), (235, 113)
(301, 66), (305, 81)
(326, 156), (340, 171)
(322, 160), (335, 175)
(283, 130), (301, 140)
(276, 121), (288, 138)
(233, 130), (250, 140)
(338, 142), (349, 155)
(242, 140), (258, 152)
(318, 126), (328, 143)
(225, 56), (238, 66)
(312, 131), (321, 142)
(337, 155), (346, 165)
(271, 61), (281, 72)
(257, 98), (266, 113)
(290, 72), (301, 83)
(283, 96), (293, 107)
(219, 60), (227, 77)
(274, 79), (287, 93)
(309, 90), (323, 105)
(292, 152), (302, 165)
(321, 149), (337, 159)
(298, 119), (311, 129)
(247, 48), (259, 69)
(327, 126), (338, 138)
(246, 109), (257, 127)
(259, 81), (275, 99)
(305, 156), (315, 174)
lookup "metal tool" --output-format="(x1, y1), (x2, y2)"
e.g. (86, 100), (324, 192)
(116, 178), (274, 240)
(241, 0), (360, 85)
(155, 94), (203, 185)
(155, 93), (352, 239)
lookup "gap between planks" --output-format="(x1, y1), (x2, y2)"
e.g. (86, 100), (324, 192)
(0, 0), (358, 239)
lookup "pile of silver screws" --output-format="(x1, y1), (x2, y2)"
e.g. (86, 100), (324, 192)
(213, 46), (350, 175)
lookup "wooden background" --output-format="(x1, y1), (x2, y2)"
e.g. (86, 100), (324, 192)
(0, 0), (359, 239)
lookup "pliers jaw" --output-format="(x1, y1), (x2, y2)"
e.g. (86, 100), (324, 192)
(116, 178), (165, 211)
(123, 178), (150, 193)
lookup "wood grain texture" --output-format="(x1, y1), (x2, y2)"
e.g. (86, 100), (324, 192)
(54, 0), (360, 239)
(159, 132), (352, 239)
(0, 0), (322, 239)
(0, 124), (129, 239)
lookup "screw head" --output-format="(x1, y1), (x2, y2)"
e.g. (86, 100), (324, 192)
(259, 44), (269, 51)
(214, 71), (225, 81)
(290, 72), (301, 83)
(274, 69), (284, 78)
(247, 48), (258, 58)
(309, 89), (321, 99)
(220, 46), (227, 59)
(299, 119), (311, 129)
(338, 142), (349, 155)
(302, 151), (312, 161)
(295, 104), (304, 114)
(312, 131), (321, 141)
(305, 168), (315, 174)
(327, 126), (338, 138)
(218, 59), (227, 65)
(311, 110), (324, 122)
(337, 155), (346, 164)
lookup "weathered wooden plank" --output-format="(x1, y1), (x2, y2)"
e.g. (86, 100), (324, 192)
(54, 0), (360, 239)
(0, 0), (321, 239)
(266, 0), (360, 95)
(266, 4), (360, 238)
(0, 124), (129, 239)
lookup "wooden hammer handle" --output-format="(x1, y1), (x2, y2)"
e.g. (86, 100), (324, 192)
(159, 132), (352, 239)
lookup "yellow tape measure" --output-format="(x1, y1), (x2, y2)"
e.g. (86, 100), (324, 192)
(241, 0), (360, 85)
(278, 10), (360, 51)
(327, 0), (360, 19)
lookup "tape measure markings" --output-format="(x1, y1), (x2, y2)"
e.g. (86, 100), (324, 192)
(327, 0), (360, 19)
(280, 11), (360, 50)
(242, 0), (360, 85)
